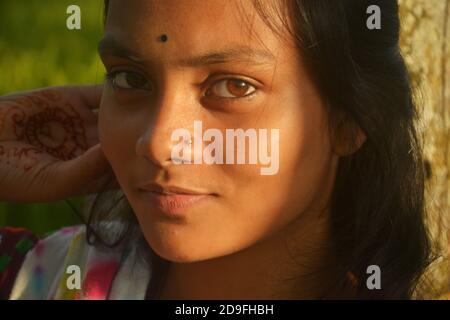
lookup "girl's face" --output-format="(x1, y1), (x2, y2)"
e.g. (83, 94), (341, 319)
(99, 0), (337, 262)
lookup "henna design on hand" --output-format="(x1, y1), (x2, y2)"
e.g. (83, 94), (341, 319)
(0, 90), (62, 135)
(0, 106), (26, 137)
(0, 89), (89, 161)
(18, 103), (88, 160)
(0, 145), (44, 172)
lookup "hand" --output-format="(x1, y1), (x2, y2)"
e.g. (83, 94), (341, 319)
(0, 85), (118, 203)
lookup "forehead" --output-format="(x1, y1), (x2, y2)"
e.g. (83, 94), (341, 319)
(104, 0), (291, 64)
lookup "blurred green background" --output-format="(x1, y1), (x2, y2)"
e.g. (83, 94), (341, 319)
(0, 0), (105, 235)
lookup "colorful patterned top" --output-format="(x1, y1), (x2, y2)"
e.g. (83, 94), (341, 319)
(0, 227), (39, 299)
(6, 225), (152, 300)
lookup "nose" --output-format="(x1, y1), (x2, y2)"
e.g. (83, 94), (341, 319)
(135, 84), (198, 167)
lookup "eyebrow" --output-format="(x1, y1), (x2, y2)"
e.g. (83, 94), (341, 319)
(98, 37), (276, 67)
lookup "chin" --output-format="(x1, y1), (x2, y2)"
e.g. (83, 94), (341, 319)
(141, 227), (215, 263)
(149, 242), (213, 263)
(142, 226), (250, 264)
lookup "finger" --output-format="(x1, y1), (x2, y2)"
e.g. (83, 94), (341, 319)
(76, 84), (103, 111)
(77, 170), (121, 197)
(52, 143), (113, 196)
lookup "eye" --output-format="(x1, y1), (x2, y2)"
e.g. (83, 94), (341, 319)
(205, 79), (256, 98)
(107, 71), (151, 90)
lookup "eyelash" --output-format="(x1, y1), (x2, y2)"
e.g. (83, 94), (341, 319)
(105, 70), (259, 100)
(203, 76), (258, 101)
(105, 70), (151, 91)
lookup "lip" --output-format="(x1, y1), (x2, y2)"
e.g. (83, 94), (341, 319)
(138, 183), (214, 217)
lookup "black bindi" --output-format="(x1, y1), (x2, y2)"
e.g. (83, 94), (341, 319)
(158, 34), (168, 42)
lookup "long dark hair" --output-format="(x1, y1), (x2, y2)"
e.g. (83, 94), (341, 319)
(88, 0), (433, 299)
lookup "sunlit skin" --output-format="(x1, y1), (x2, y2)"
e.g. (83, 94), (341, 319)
(98, 0), (341, 299)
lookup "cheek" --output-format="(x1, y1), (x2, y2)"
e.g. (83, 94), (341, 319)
(99, 96), (118, 162)
(228, 92), (333, 235)
(284, 118), (333, 212)
(98, 94), (137, 183)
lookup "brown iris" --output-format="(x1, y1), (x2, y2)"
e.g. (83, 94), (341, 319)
(125, 73), (147, 89)
(226, 79), (250, 97)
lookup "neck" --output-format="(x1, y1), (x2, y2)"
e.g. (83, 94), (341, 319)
(157, 209), (337, 300)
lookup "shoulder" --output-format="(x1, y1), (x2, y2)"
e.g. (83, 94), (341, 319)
(9, 225), (91, 299)
(0, 227), (39, 299)
(9, 224), (151, 300)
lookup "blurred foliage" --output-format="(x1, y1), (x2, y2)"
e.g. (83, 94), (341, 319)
(0, 0), (104, 235)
